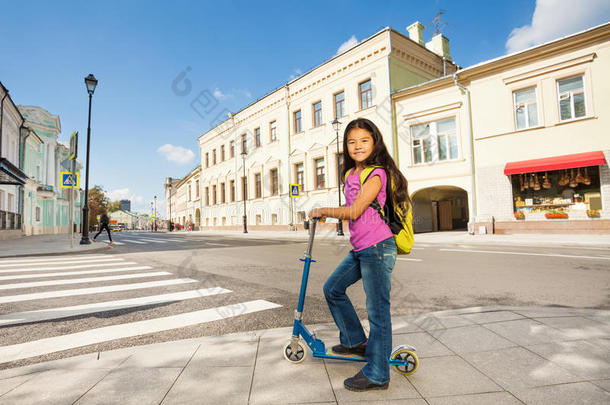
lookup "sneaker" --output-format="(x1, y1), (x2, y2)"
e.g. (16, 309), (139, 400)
(331, 341), (367, 356)
(344, 370), (389, 392)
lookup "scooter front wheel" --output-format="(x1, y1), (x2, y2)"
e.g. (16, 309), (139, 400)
(390, 346), (418, 375)
(283, 340), (307, 363)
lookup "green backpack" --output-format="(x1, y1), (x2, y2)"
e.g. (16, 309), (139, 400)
(344, 166), (414, 254)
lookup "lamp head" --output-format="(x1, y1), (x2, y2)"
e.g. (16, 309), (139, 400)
(84, 74), (98, 95)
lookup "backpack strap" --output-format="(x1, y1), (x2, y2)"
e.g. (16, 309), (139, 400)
(359, 166), (388, 223)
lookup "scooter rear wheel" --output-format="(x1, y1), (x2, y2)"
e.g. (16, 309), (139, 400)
(390, 347), (418, 375)
(283, 340), (307, 363)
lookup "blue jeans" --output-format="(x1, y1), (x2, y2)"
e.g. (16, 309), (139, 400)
(323, 237), (397, 385)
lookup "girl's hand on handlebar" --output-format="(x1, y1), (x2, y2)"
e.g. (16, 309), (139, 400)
(308, 208), (326, 221)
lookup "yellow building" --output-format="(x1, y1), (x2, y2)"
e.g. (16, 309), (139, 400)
(393, 23), (610, 234)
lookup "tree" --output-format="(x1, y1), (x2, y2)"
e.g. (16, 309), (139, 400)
(108, 200), (121, 212)
(87, 185), (109, 229)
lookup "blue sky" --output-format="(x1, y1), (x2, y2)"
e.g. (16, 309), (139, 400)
(1, 0), (608, 214)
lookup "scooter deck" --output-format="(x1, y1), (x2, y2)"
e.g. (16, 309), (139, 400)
(325, 349), (365, 359)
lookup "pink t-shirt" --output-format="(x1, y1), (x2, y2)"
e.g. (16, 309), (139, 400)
(345, 168), (393, 251)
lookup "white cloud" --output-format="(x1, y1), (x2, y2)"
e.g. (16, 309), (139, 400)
(336, 35), (358, 56)
(107, 188), (131, 201)
(157, 144), (195, 165)
(289, 68), (303, 81)
(213, 88), (232, 100)
(506, 0), (610, 53)
(107, 188), (147, 213)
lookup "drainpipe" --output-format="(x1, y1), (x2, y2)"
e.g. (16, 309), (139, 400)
(285, 85), (295, 230)
(0, 90), (8, 158)
(453, 72), (477, 234)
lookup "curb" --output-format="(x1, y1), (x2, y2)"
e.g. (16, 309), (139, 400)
(0, 244), (112, 259)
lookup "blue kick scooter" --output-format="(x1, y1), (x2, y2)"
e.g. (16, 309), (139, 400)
(283, 218), (419, 376)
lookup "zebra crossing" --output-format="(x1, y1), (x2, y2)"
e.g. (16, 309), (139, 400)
(0, 253), (282, 365)
(92, 232), (220, 247)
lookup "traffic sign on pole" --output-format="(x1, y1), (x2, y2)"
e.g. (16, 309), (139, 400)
(289, 184), (300, 198)
(69, 131), (78, 160)
(60, 172), (79, 189)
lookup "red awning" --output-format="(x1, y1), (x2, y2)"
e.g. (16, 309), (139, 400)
(504, 151), (606, 175)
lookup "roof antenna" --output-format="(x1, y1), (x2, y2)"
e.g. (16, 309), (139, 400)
(426, 11), (447, 36)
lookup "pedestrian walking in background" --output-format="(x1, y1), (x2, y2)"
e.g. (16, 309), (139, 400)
(93, 212), (113, 243)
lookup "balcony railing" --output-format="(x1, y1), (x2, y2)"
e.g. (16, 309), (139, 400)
(0, 211), (21, 230)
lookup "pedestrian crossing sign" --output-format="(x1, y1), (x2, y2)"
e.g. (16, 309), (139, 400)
(289, 184), (300, 198)
(60, 172), (79, 189)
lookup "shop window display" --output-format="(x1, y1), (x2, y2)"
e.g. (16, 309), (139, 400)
(512, 166), (601, 218)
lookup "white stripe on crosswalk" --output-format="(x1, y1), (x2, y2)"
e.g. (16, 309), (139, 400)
(0, 287), (232, 326)
(0, 261), (132, 274)
(0, 258), (124, 268)
(120, 239), (147, 244)
(0, 255), (109, 265)
(206, 242), (230, 247)
(0, 266), (153, 281)
(0, 279), (198, 304)
(133, 238), (167, 244)
(0, 271), (171, 291)
(161, 238), (187, 242)
(0, 300), (282, 363)
(109, 241), (125, 245)
(397, 258), (423, 262)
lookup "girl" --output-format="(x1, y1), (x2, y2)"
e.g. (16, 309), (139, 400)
(308, 118), (410, 392)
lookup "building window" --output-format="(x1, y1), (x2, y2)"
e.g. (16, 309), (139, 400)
(294, 110), (302, 133)
(241, 176), (248, 200)
(255, 127), (261, 147)
(205, 187), (209, 206)
(359, 79), (372, 109)
(255, 173), (262, 198)
(212, 185), (217, 205)
(315, 158), (325, 189)
(270, 168), (279, 196)
(230, 140), (235, 158)
(220, 182), (226, 203)
(188, 184), (192, 201)
(514, 87), (538, 129)
(212, 149), (217, 165)
(411, 117), (459, 165)
(205, 153), (209, 168)
(230, 180), (235, 202)
(558, 75), (586, 121)
(295, 162), (305, 192)
(220, 145), (225, 161)
(270, 120), (277, 142)
(334, 91), (345, 118)
(195, 180), (200, 199)
(313, 101), (322, 127)
(35, 206), (41, 221)
(241, 134), (247, 154)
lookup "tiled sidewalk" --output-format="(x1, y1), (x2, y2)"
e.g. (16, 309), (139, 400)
(1, 306), (609, 404)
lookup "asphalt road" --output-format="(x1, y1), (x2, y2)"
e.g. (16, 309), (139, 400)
(0, 230), (608, 369)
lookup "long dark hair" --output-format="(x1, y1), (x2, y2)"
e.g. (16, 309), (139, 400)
(341, 118), (411, 213)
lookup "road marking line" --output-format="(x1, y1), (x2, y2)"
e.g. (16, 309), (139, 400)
(0, 255), (109, 265)
(0, 287), (232, 326)
(109, 241), (125, 245)
(0, 258), (124, 268)
(410, 247), (424, 250)
(0, 300), (282, 363)
(134, 238), (168, 244)
(397, 258), (423, 262)
(0, 272), (172, 291)
(206, 242), (230, 247)
(0, 266), (153, 281)
(440, 248), (610, 261)
(120, 239), (147, 244)
(0, 279), (198, 304)
(0, 261), (133, 274)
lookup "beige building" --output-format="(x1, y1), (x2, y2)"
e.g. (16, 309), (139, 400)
(165, 166), (201, 229)
(393, 23), (610, 233)
(196, 24), (457, 229)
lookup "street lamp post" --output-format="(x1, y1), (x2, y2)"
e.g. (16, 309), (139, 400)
(241, 149), (248, 233)
(167, 178), (173, 231)
(332, 118), (344, 236)
(80, 74), (98, 245)
(154, 195), (157, 231)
